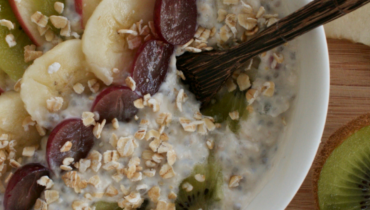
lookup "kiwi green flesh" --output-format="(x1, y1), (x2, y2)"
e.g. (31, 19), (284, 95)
(201, 90), (248, 133)
(201, 57), (260, 133)
(94, 202), (122, 210)
(31, 0), (66, 35)
(175, 155), (223, 210)
(318, 125), (370, 210)
(0, 0), (33, 81)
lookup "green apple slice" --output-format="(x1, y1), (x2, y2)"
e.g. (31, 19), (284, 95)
(8, 0), (65, 46)
(0, 0), (33, 81)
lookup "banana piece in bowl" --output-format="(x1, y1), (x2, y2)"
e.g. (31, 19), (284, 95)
(20, 39), (96, 128)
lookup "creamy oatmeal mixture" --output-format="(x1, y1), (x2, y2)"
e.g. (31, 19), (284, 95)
(0, 0), (298, 209)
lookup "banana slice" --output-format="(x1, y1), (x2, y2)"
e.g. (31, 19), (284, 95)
(21, 39), (95, 128)
(324, 4), (370, 46)
(0, 91), (41, 154)
(82, 0), (155, 85)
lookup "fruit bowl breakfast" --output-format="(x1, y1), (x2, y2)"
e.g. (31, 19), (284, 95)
(0, 0), (329, 209)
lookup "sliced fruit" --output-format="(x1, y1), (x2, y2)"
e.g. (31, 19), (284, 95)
(131, 40), (174, 96)
(94, 202), (122, 210)
(176, 154), (223, 210)
(4, 163), (50, 210)
(0, 91), (41, 155)
(324, 4), (370, 46)
(46, 118), (94, 172)
(74, 0), (102, 28)
(154, 0), (197, 45)
(0, 0), (33, 80)
(82, 0), (156, 85)
(20, 39), (95, 128)
(8, 0), (65, 46)
(314, 114), (370, 210)
(201, 90), (248, 133)
(0, 70), (7, 93)
(91, 86), (140, 123)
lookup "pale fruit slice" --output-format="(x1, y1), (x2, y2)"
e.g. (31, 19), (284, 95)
(0, 91), (41, 155)
(324, 4), (370, 46)
(82, 0), (156, 85)
(0, 0), (33, 81)
(74, 0), (102, 28)
(0, 70), (7, 92)
(9, 0), (65, 46)
(20, 39), (95, 128)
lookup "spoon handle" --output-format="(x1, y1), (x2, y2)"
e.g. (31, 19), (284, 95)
(225, 0), (370, 63)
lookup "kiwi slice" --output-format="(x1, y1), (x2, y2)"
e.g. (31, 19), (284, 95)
(313, 114), (370, 210)
(201, 57), (260, 133)
(201, 90), (248, 133)
(175, 154), (223, 210)
(94, 202), (122, 210)
(0, 0), (33, 81)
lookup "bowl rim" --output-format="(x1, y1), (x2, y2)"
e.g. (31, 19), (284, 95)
(245, 6), (330, 210)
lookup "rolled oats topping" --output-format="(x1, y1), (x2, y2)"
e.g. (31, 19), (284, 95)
(37, 176), (54, 189)
(159, 163), (175, 179)
(31, 12), (48, 27)
(93, 119), (106, 139)
(34, 199), (48, 210)
(54, 2), (64, 14)
(73, 83), (85, 94)
(50, 16), (68, 29)
(229, 175), (243, 188)
(0, 19), (14, 30)
(5, 34), (16, 48)
(22, 146), (36, 157)
(46, 97), (63, 112)
(117, 136), (136, 157)
(0, 0), (299, 209)
(44, 190), (59, 204)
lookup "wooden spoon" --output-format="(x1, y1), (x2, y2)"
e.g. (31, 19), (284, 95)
(176, 0), (370, 106)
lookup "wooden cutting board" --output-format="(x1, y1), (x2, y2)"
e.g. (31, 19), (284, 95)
(286, 39), (370, 209)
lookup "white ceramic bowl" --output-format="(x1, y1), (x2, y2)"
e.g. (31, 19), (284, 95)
(245, 0), (330, 209)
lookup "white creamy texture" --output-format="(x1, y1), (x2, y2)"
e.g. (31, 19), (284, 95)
(195, 0), (299, 209)
(0, 0), (299, 209)
(17, 55), (210, 210)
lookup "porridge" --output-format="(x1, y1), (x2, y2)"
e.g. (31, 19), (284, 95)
(0, 0), (298, 209)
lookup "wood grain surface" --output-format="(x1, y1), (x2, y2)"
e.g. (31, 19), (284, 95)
(286, 38), (370, 209)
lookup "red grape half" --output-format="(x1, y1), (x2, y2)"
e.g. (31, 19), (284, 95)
(91, 86), (140, 122)
(4, 163), (50, 210)
(46, 119), (94, 171)
(154, 0), (197, 45)
(131, 40), (174, 96)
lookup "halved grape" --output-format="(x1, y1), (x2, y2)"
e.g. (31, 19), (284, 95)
(46, 119), (94, 171)
(131, 40), (174, 96)
(154, 0), (197, 45)
(4, 163), (50, 210)
(91, 86), (140, 122)
(0, 89), (3, 95)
